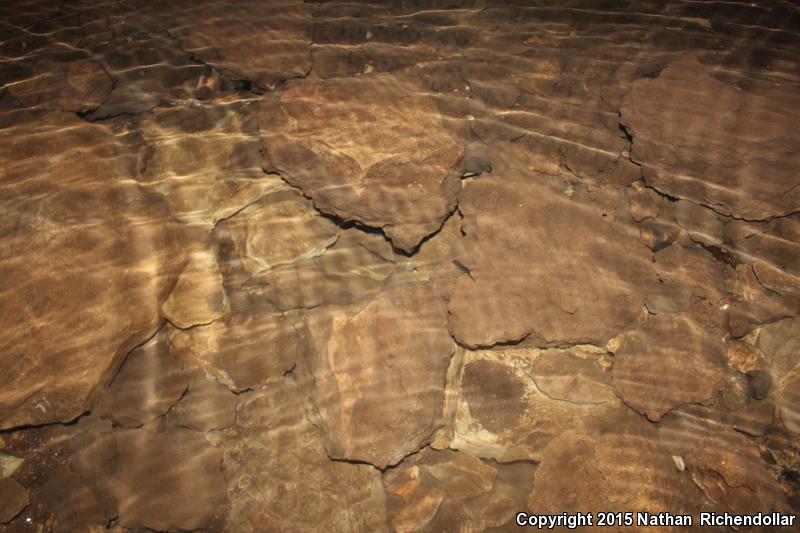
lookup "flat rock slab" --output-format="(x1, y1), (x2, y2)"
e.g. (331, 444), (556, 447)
(170, 372), (236, 432)
(612, 313), (730, 421)
(531, 348), (617, 405)
(383, 448), (532, 532)
(136, 101), (282, 226)
(162, 242), (228, 328)
(243, 228), (401, 312)
(0, 477), (28, 524)
(169, 0), (312, 90)
(659, 405), (787, 513)
(6, 59), (112, 113)
(299, 282), (454, 468)
(93, 330), (189, 428)
(222, 381), (387, 532)
(621, 56), (800, 220)
(531, 413), (704, 532)
(221, 189), (339, 275)
(168, 312), (307, 391)
(113, 428), (226, 531)
(450, 348), (618, 463)
(0, 110), (184, 429)
(260, 73), (463, 252)
(448, 142), (656, 348)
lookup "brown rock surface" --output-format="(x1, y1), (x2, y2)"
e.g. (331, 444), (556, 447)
(6, 59), (113, 113)
(2, 0), (799, 529)
(162, 242), (228, 328)
(622, 56), (800, 220)
(243, 228), (400, 311)
(645, 241), (736, 315)
(299, 282), (454, 468)
(114, 428), (226, 531)
(532, 413), (705, 533)
(448, 142), (656, 348)
(383, 448), (532, 531)
(170, 0), (313, 90)
(451, 347), (618, 463)
(0, 477), (28, 524)
(221, 380), (387, 532)
(93, 330), (189, 428)
(168, 311), (307, 391)
(659, 405), (788, 514)
(171, 372), (237, 432)
(135, 101), (281, 226)
(0, 110), (184, 429)
(260, 73), (463, 252)
(220, 189), (339, 275)
(612, 313), (730, 421)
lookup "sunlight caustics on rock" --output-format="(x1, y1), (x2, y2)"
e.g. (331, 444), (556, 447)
(1, 0), (799, 531)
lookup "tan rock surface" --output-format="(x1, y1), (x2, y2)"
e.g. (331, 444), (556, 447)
(299, 282), (454, 468)
(260, 73), (463, 252)
(244, 228), (400, 311)
(113, 428), (226, 531)
(221, 189), (339, 275)
(2, 1), (799, 529)
(168, 311), (306, 391)
(658, 405), (788, 514)
(0, 477), (28, 524)
(451, 347), (618, 463)
(136, 101), (283, 226)
(448, 142), (656, 348)
(170, 372), (237, 432)
(383, 447), (533, 531)
(6, 59), (113, 113)
(0, 110), (184, 429)
(93, 330), (189, 428)
(612, 313), (730, 421)
(163, 242), (229, 328)
(221, 380), (387, 533)
(170, 0), (312, 90)
(622, 56), (800, 220)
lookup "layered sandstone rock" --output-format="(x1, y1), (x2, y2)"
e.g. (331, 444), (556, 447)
(612, 313), (730, 421)
(170, 0), (313, 90)
(299, 282), (454, 468)
(221, 381), (388, 532)
(0, 111), (185, 429)
(622, 56), (800, 220)
(450, 347), (619, 463)
(1, 0), (799, 530)
(448, 142), (656, 348)
(260, 73), (463, 252)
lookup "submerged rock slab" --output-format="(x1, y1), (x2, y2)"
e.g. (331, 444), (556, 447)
(222, 381), (387, 532)
(168, 311), (306, 391)
(260, 73), (463, 252)
(299, 282), (454, 468)
(113, 428), (226, 531)
(383, 448), (532, 531)
(450, 347), (618, 463)
(162, 242), (228, 329)
(0, 110), (184, 429)
(170, 0), (312, 90)
(93, 330), (189, 428)
(6, 59), (112, 113)
(135, 101), (282, 226)
(612, 313), (729, 421)
(448, 142), (656, 348)
(0, 477), (28, 524)
(622, 56), (800, 220)
(531, 413), (704, 533)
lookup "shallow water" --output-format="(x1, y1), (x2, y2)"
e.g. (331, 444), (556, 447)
(1, 1), (799, 531)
